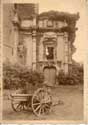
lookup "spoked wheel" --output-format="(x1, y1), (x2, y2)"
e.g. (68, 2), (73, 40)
(11, 101), (27, 112)
(32, 88), (52, 117)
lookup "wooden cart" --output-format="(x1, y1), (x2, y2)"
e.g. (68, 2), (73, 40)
(10, 87), (52, 117)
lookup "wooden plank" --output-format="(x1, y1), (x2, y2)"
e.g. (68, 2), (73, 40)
(11, 98), (28, 102)
(11, 94), (32, 97)
(10, 93), (32, 102)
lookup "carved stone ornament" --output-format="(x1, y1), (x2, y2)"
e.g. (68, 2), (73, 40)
(44, 32), (57, 38)
(43, 32), (57, 44)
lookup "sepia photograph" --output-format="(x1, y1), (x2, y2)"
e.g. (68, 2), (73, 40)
(2, 0), (85, 123)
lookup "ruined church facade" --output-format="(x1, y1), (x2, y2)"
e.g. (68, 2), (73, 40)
(3, 4), (79, 85)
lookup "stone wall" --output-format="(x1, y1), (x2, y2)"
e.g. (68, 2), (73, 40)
(24, 33), (33, 68)
(3, 4), (14, 62)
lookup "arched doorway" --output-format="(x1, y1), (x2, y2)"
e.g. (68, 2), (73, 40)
(43, 66), (56, 86)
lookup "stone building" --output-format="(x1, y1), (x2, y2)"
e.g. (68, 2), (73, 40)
(3, 4), (79, 85)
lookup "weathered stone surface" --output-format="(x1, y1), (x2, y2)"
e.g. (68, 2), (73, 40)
(3, 4), (79, 84)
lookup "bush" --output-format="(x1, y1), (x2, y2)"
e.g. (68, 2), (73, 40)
(57, 70), (76, 85)
(57, 64), (83, 85)
(3, 62), (44, 90)
(71, 64), (83, 85)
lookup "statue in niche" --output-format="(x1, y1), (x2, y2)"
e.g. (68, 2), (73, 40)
(17, 41), (27, 64)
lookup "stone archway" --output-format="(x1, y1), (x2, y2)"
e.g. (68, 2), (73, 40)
(43, 66), (56, 86)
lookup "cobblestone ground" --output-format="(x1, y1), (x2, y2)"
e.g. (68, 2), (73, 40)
(3, 85), (83, 122)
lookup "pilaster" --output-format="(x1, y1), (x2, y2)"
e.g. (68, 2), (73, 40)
(32, 30), (37, 70)
(68, 41), (72, 64)
(64, 32), (69, 74)
(12, 12), (19, 63)
(24, 33), (32, 68)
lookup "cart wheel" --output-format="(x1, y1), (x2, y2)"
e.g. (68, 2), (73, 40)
(11, 101), (27, 112)
(32, 88), (52, 117)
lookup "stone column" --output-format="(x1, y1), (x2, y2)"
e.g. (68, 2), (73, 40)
(64, 32), (69, 74)
(32, 31), (36, 70)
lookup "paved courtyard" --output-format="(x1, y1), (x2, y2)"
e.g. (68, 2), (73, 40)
(3, 85), (83, 122)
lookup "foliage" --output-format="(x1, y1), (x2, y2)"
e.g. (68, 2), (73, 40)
(57, 64), (83, 85)
(71, 63), (83, 85)
(39, 11), (79, 22)
(3, 62), (44, 90)
(39, 11), (79, 44)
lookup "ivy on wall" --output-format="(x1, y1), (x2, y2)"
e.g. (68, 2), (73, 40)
(39, 11), (79, 22)
(38, 11), (79, 44)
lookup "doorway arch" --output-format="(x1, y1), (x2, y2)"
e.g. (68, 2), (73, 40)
(43, 66), (56, 86)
